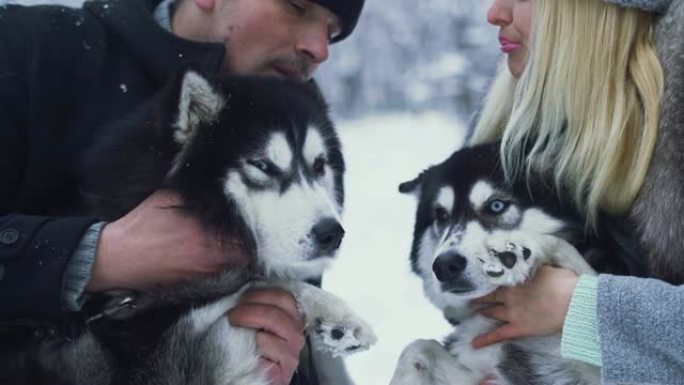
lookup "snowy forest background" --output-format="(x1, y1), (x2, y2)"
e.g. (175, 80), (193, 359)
(318, 0), (498, 120)
(3, 0), (500, 120)
(314, 2), (500, 383)
(3, 0), (502, 383)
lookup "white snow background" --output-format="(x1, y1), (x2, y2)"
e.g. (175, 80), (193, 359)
(323, 113), (465, 384)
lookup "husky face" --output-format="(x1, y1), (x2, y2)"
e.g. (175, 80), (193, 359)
(400, 144), (564, 308)
(166, 72), (345, 280)
(223, 127), (344, 279)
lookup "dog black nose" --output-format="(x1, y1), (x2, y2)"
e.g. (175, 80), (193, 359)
(312, 218), (345, 253)
(433, 252), (468, 282)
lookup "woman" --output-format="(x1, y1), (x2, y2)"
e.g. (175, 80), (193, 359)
(470, 0), (682, 384)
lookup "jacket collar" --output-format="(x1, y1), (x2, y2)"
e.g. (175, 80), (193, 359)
(84, 0), (225, 85)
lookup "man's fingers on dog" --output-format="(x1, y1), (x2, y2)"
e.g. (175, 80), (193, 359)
(258, 357), (280, 376)
(471, 323), (520, 349)
(227, 303), (304, 343)
(255, 331), (302, 366)
(256, 333), (300, 385)
(258, 357), (287, 385)
(239, 288), (304, 327)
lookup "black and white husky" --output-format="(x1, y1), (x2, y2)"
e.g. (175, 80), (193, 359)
(6, 70), (375, 384)
(389, 143), (603, 385)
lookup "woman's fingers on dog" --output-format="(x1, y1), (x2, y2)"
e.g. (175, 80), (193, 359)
(471, 323), (522, 349)
(472, 288), (506, 305)
(478, 305), (508, 322)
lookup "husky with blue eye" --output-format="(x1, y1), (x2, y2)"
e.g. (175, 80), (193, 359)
(3, 70), (375, 385)
(390, 143), (611, 385)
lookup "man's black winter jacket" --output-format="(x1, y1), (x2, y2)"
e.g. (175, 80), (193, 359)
(0, 0), (224, 324)
(0, 1), (325, 384)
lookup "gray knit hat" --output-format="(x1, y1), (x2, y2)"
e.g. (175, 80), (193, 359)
(312, 0), (365, 43)
(603, 0), (671, 13)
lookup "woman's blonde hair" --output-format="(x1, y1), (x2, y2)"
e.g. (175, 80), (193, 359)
(470, 0), (663, 228)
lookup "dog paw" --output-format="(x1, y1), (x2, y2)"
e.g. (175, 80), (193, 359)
(287, 281), (377, 356)
(311, 314), (377, 357)
(482, 232), (540, 286)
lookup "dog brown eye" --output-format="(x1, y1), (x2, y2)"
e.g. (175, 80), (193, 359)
(248, 159), (274, 175)
(434, 207), (449, 223)
(313, 156), (326, 175)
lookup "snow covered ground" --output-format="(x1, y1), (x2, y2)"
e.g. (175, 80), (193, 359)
(323, 112), (466, 384)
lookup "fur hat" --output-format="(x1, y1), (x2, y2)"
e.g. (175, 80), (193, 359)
(312, 0), (365, 43)
(603, 0), (671, 13)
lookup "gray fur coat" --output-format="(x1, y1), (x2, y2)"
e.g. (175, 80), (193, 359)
(629, 0), (684, 284)
(604, 0), (672, 13)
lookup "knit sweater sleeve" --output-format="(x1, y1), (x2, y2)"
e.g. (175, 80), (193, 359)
(62, 222), (105, 311)
(596, 275), (684, 385)
(561, 275), (603, 367)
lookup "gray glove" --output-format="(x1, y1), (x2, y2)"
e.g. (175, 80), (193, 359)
(603, 0), (672, 13)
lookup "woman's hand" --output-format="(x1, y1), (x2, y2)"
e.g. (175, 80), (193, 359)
(471, 265), (580, 348)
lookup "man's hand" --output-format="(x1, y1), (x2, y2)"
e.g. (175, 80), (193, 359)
(87, 190), (249, 292)
(228, 288), (306, 385)
(471, 265), (579, 348)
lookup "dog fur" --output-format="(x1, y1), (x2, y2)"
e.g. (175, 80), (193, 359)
(389, 143), (603, 385)
(3, 70), (376, 385)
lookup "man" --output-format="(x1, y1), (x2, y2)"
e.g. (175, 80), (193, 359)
(0, 0), (363, 384)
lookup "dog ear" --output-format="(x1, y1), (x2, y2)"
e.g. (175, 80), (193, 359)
(172, 70), (225, 145)
(398, 172), (425, 195)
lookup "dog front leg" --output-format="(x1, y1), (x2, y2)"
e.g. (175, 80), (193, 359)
(390, 339), (485, 385)
(274, 281), (377, 358)
(484, 231), (596, 287)
(543, 235), (597, 276)
(164, 280), (375, 385)
(310, 349), (355, 385)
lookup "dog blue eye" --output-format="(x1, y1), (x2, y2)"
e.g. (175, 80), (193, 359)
(488, 199), (508, 214)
